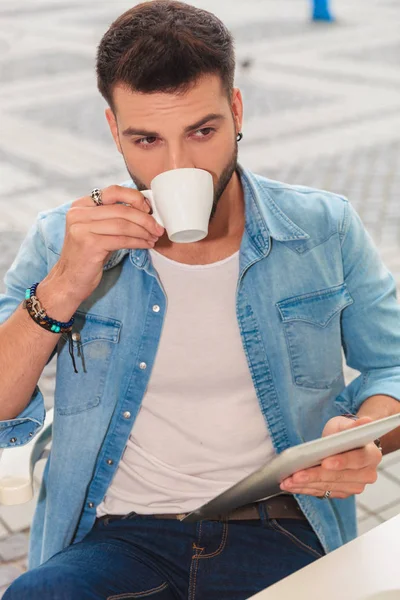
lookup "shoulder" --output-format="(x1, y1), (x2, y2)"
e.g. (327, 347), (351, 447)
(249, 171), (349, 239)
(36, 200), (73, 256)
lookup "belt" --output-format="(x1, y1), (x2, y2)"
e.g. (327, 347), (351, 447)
(98, 494), (306, 523)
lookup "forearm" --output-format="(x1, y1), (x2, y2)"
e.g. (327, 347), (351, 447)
(0, 272), (79, 421)
(357, 394), (400, 455)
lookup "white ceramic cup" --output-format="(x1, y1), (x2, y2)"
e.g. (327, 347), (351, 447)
(141, 168), (214, 243)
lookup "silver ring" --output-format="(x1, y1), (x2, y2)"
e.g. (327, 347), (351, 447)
(323, 490), (332, 499)
(91, 188), (103, 206)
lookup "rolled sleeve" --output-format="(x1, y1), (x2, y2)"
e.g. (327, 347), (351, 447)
(0, 216), (52, 444)
(337, 201), (400, 413)
(0, 386), (46, 448)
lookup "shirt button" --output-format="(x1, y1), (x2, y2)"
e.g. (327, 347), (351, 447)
(10, 438), (17, 443)
(139, 362), (147, 370)
(123, 411), (131, 419)
(88, 502), (94, 508)
(106, 459), (114, 465)
(152, 305), (160, 313)
(72, 333), (81, 342)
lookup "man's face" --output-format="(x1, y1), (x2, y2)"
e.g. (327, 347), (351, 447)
(106, 75), (243, 220)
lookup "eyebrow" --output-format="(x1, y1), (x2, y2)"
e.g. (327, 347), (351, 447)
(122, 113), (226, 138)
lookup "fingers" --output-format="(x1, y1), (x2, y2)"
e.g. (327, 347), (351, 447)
(70, 185), (165, 239)
(322, 443), (383, 472)
(297, 464), (377, 485)
(280, 475), (368, 496)
(339, 415), (372, 431)
(68, 203), (164, 238)
(322, 414), (372, 437)
(88, 219), (159, 244)
(74, 185), (152, 213)
(280, 465), (378, 493)
(281, 482), (367, 498)
(282, 487), (362, 500)
(96, 234), (157, 252)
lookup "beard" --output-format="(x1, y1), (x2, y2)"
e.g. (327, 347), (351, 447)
(122, 140), (238, 224)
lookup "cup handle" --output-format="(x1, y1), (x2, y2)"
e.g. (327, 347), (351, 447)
(141, 190), (164, 228)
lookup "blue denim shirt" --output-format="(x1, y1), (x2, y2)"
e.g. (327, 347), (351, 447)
(1, 165), (400, 570)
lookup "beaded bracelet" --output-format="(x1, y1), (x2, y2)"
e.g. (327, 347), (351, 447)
(24, 283), (74, 332)
(23, 283), (78, 373)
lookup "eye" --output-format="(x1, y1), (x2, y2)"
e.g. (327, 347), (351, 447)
(193, 127), (215, 138)
(135, 136), (158, 147)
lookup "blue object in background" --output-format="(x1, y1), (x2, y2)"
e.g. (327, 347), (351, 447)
(312, 0), (335, 22)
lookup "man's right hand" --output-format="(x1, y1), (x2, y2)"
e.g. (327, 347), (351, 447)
(48, 185), (165, 306)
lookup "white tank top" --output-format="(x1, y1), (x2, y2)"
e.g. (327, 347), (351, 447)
(96, 249), (275, 516)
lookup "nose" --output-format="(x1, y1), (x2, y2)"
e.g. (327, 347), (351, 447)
(164, 141), (195, 171)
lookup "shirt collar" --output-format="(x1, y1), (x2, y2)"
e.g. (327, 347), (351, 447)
(238, 164), (310, 244)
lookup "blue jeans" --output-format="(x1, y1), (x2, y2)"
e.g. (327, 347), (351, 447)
(4, 507), (325, 599)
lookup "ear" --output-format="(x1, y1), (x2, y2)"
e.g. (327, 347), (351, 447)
(105, 108), (122, 154)
(231, 88), (243, 135)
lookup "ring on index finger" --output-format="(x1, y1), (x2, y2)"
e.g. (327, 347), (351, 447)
(91, 188), (103, 206)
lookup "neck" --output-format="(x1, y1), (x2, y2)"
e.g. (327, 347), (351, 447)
(154, 169), (245, 264)
(208, 169), (245, 239)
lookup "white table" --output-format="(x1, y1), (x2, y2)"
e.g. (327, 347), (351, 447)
(248, 514), (400, 599)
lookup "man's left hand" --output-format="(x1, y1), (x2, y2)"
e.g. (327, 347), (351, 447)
(279, 415), (383, 499)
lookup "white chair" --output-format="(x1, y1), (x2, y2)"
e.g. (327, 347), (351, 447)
(0, 407), (53, 505)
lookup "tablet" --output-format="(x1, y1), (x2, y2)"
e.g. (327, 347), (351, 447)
(181, 413), (400, 522)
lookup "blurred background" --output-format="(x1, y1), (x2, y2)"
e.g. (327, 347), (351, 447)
(1, 0), (400, 591)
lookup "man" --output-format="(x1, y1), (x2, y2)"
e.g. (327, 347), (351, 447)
(2, 1), (400, 598)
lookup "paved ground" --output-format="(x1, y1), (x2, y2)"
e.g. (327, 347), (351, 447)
(1, 0), (400, 594)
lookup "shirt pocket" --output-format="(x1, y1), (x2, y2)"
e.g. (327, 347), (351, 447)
(276, 283), (353, 390)
(55, 311), (122, 416)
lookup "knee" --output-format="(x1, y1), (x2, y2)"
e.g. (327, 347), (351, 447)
(3, 566), (90, 600)
(3, 570), (42, 600)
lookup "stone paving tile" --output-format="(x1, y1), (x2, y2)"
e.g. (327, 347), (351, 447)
(358, 514), (385, 536)
(0, 162), (43, 196)
(336, 42), (400, 67)
(0, 522), (8, 541)
(383, 460), (400, 483)
(379, 449), (400, 468)
(0, 532), (29, 562)
(0, 564), (23, 588)
(357, 472), (400, 514)
(0, 497), (37, 534)
(0, 52), (94, 84)
(0, 233), (25, 293)
(11, 94), (114, 146)
(356, 504), (369, 522)
(379, 502), (400, 521)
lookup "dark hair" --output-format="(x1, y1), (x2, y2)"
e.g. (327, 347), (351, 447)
(96, 0), (235, 110)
